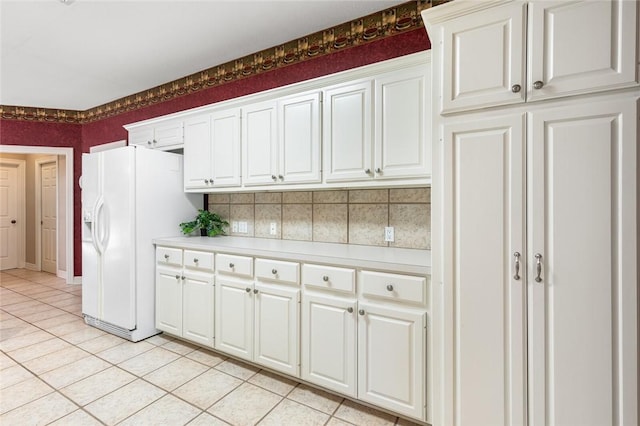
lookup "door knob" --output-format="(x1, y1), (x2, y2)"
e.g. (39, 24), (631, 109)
(386, 284), (394, 291)
(271, 269), (278, 275)
(11, 220), (16, 224)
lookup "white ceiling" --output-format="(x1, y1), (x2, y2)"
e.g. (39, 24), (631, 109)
(0, 0), (406, 111)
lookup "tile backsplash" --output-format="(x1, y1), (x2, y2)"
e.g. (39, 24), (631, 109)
(208, 188), (430, 250)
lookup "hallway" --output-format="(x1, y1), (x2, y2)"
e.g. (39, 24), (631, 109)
(0, 270), (417, 426)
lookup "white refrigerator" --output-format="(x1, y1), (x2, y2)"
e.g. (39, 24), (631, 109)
(81, 145), (199, 342)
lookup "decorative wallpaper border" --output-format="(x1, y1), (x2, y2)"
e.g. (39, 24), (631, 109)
(0, 0), (445, 124)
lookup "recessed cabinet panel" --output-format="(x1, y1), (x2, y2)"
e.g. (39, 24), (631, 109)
(215, 276), (253, 361)
(323, 81), (373, 182)
(156, 266), (183, 335)
(154, 121), (184, 148)
(182, 271), (214, 347)
(528, 0), (637, 101)
(243, 101), (278, 185)
(441, 1), (526, 113)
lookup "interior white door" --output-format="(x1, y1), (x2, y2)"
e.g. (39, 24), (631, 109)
(41, 161), (57, 274)
(0, 163), (19, 270)
(528, 99), (638, 426)
(442, 113), (527, 426)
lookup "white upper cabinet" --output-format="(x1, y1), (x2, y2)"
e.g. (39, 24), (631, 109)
(243, 92), (321, 186)
(324, 64), (430, 183)
(128, 120), (184, 150)
(432, 0), (638, 113)
(184, 109), (241, 191)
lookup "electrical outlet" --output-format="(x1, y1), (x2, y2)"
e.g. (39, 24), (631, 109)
(270, 222), (277, 235)
(238, 221), (248, 233)
(384, 226), (394, 242)
(232, 221), (238, 233)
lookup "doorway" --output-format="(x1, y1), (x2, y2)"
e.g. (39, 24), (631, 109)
(38, 158), (57, 274)
(0, 146), (74, 284)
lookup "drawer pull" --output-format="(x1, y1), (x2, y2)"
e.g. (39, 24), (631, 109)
(535, 253), (543, 283)
(271, 269), (278, 275)
(229, 263), (235, 268)
(164, 254), (169, 260)
(322, 275), (329, 282)
(358, 309), (365, 316)
(245, 287), (251, 293)
(347, 307), (353, 313)
(193, 258), (199, 263)
(386, 284), (394, 291)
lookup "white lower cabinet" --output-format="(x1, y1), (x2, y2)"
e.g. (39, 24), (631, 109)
(155, 247), (214, 348)
(215, 275), (254, 359)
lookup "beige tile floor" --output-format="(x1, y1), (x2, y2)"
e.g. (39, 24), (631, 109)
(1, 269), (422, 426)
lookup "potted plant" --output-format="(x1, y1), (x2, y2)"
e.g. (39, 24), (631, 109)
(179, 209), (229, 237)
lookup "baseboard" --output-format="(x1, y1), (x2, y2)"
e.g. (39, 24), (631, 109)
(73, 276), (82, 285)
(57, 269), (66, 279)
(25, 262), (39, 271)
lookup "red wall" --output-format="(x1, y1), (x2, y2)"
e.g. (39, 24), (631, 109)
(2, 28), (430, 277)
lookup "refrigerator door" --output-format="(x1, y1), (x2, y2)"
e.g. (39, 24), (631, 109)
(100, 146), (136, 330)
(81, 152), (100, 319)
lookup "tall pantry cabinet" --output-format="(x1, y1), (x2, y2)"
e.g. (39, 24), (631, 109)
(422, 2), (638, 426)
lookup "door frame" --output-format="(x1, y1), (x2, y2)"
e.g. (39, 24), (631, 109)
(35, 156), (58, 274)
(0, 145), (74, 284)
(0, 159), (26, 270)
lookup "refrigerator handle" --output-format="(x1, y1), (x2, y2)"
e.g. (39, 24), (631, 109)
(93, 197), (105, 255)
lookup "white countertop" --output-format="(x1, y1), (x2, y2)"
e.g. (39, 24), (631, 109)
(153, 236), (431, 275)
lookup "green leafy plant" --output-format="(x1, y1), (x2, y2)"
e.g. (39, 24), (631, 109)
(179, 209), (229, 237)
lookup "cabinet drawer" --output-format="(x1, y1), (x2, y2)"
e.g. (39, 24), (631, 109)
(255, 258), (299, 285)
(361, 271), (426, 305)
(216, 253), (253, 277)
(302, 264), (355, 294)
(156, 247), (183, 267)
(184, 250), (214, 271)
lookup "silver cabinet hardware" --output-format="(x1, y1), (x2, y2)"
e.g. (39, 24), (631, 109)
(533, 81), (544, 89)
(245, 287), (251, 293)
(253, 289), (259, 294)
(278, 174), (284, 180)
(210, 178), (214, 183)
(375, 167), (382, 173)
(386, 284), (394, 291)
(164, 254), (169, 260)
(322, 275), (329, 282)
(358, 309), (365, 316)
(175, 274), (180, 280)
(364, 168), (371, 174)
(271, 175), (277, 180)
(271, 269), (277, 275)
(147, 141), (152, 145)
(204, 179), (209, 184)
(229, 263), (235, 268)
(152, 139), (157, 144)
(181, 276), (186, 280)
(534, 253), (543, 282)
(347, 307), (354, 313)
(511, 84), (521, 93)
(513, 252), (521, 280)
(193, 258), (198, 263)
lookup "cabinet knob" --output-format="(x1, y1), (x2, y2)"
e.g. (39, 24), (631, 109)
(322, 275), (329, 282)
(364, 168), (371, 174)
(271, 269), (278, 275)
(271, 175), (277, 180)
(193, 258), (199, 263)
(164, 254), (169, 260)
(253, 289), (259, 294)
(147, 141), (152, 145)
(375, 168), (382, 174)
(152, 139), (157, 144)
(175, 275), (180, 280)
(347, 307), (354, 313)
(181, 276), (186, 280)
(278, 174), (284, 180)
(358, 309), (365, 316)
(533, 80), (544, 90)
(511, 84), (521, 93)
(245, 287), (251, 293)
(386, 284), (394, 291)
(210, 178), (214, 183)
(204, 179), (209, 184)
(229, 263), (235, 268)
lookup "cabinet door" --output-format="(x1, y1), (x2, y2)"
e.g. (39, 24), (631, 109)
(374, 66), (430, 179)
(440, 1), (526, 113)
(183, 115), (213, 190)
(301, 293), (357, 397)
(243, 101), (278, 185)
(357, 303), (426, 420)
(214, 276), (253, 361)
(128, 127), (154, 147)
(154, 121), (184, 148)
(183, 270), (214, 348)
(527, 0), (637, 102)
(441, 114), (526, 426)
(254, 284), (300, 376)
(279, 92), (321, 184)
(156, 266), (183, 336)
(323, 81), (373, 182)
(211, 108), (241, 187)
(528, 99), (638, 426)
